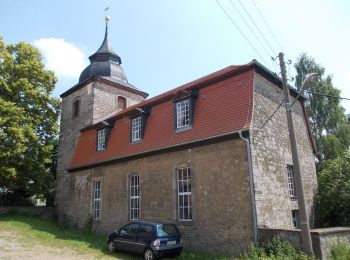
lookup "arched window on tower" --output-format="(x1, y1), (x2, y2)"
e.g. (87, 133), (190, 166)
(117, 96), (127, 110)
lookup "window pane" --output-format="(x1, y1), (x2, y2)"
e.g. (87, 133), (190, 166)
(176, 100), (190, 128)
(97, 129), (106, 151)
(130, 176), (140, 220)
(132, 117), (142, 142)
(92, 180), (102, 220)
(177, 167), (192, 221)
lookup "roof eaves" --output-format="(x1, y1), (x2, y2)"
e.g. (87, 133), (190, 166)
(68, 129), (247, 172)
(60, 76), (149, 99)
(250, 59), (307, 101)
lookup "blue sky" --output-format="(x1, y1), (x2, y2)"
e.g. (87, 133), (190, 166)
(1, 0), (350, 112)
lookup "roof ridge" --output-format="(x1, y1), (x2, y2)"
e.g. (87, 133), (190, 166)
(89, 64), (247, 126)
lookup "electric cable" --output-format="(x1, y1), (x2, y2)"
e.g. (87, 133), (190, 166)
(216, 0), (269, 67)
(238, 0), (277, 55)
(305, 91), (350, 101)
(250, 0), (284, 51)
(259, 98), (285, 129)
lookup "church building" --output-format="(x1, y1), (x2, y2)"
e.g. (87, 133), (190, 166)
(56, 18), (318, 255)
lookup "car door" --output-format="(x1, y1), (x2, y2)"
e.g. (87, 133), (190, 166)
(135, 224), (154, 254)
(115, 223), (140, 253)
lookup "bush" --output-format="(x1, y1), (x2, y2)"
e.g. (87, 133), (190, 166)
(243, 236), (310, 260)
(330, 241), (350, 260)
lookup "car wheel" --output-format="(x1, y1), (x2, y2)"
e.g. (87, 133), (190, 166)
(144, 248), (157, 260)
(107, 241), (116, 252)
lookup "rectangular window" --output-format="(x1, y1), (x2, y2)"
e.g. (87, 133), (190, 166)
(177, 167), (192, 221)
(176, 99), (190, 129)
(129, 175), (140, 220)
(73, 99), (80, 117)
(131, 116), (142, 142)
(92, 179), (102, 220)
(291, 210), (300, 229)
(287, 165), (297, 197)
(97, 128), (106, 151)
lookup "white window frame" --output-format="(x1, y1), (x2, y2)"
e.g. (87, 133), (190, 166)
(92, 179), (102, 220)
(97, 128), (106, 151)
(176, 99), (190, 129)
(291, 210), (300, 229)
(287, 165), (297, 197)
(131, 116), (142, 142)
(177, 167), (192, 221)
(129, 175), (140, 220)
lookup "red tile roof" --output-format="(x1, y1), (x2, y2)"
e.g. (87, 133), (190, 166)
(69, 65), (256, 170)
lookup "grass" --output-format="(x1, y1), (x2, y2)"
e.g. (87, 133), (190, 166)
(0, 212), (313, 260)
(330, 241), (350, 260)
(0, 212), (225, 260)
(0, 212), (136, 259)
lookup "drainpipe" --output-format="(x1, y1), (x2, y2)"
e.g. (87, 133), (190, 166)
(239, 130), (258, 244)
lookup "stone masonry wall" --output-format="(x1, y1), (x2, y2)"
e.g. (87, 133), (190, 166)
(92, 82), (146, 124)
(56, 80), (145, 221)
(69, 138), (254, 256)
(259, 227), (350, 260)
(251, 73), (318, 229)
(56, 82), (94, 218)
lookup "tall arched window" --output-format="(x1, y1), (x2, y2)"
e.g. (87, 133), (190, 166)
(117, 96), (126, 110)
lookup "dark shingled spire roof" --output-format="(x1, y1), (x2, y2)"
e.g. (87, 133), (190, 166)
(88, 22), (122, 65)
(78, 17), (140, 91)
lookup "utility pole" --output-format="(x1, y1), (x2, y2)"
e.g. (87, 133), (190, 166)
(278, 52), (313, 255)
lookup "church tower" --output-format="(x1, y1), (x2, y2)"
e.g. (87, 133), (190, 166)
(56, 16), (148, 219)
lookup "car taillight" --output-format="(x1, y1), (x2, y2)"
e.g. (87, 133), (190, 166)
(153, 239), (160, 246)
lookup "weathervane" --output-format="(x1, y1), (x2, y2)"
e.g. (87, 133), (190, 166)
(104, 6), (110, 22)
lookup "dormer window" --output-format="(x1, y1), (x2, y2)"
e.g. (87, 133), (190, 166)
(117, 96), (126, 110)
(131, 116), (142, 142)
(129, 106), (151, 143)
(97, 128), (106, 151)
(176, 100), (190, 128)
(173, 88), (199, 131)
(73, 99), (80, 118)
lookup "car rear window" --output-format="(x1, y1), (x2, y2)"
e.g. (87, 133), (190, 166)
(156, 224), (179, 237)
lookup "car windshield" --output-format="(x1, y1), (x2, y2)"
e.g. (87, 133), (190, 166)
(156, 224), (179, 237)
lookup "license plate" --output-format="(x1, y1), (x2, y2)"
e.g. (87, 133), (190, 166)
(167, 240), (176, 245)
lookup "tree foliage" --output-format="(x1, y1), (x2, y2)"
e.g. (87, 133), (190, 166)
(0, 37), (60, 205)
(294, 53), (350, 160)
(317, 153), (350, 227)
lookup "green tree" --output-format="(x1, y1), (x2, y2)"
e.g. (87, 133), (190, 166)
(0, 37), (60, 205)
(294, 53), (350, 160)
(317, 153), (350, 227)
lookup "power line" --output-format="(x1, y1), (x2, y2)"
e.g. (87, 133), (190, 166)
(250, 0), (284, 51)
(229, 0), (272, 58)
(259, 91), (350, 129)
(229, 0), (278, 72)
(305, 91), (350, 101)
(259, 98), (285, 129)
(237, 0), (277, 55)
(216, 0), (269, 66)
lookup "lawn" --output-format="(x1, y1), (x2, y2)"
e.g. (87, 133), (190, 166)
(0, 213), (223, 260)
(2, 213), (328, 260)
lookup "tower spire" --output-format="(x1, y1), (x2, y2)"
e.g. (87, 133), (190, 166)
(104, 15), (110, 39)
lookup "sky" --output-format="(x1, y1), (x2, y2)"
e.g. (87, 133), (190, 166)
(1, 0), (350, 112)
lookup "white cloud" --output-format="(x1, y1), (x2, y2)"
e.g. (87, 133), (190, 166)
(33, 38), (87, 79)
